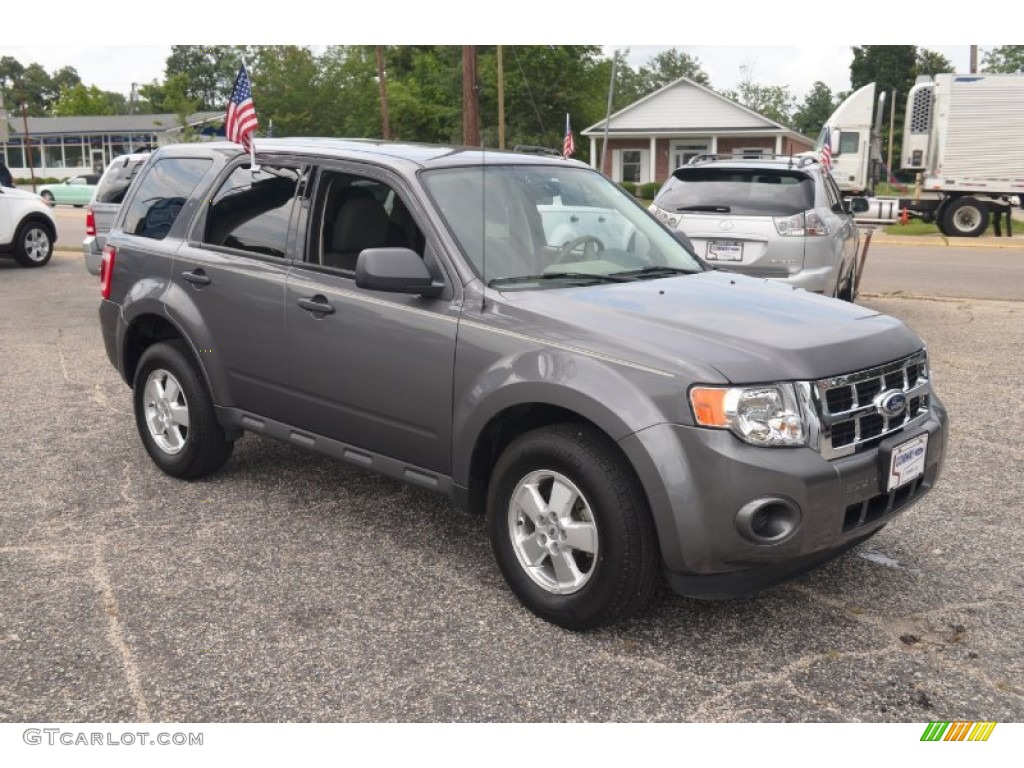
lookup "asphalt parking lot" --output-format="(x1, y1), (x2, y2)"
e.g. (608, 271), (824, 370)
(1, 247), (1022, 723)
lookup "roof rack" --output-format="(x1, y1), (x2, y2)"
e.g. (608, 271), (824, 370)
(685, 153), (819, 169)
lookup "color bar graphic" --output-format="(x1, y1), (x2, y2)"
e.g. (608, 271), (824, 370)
(921, 721), (996, 741)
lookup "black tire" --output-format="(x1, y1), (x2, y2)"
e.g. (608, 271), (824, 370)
(12, 220), (53, 267)
(132, 340), (233, 479)
(837, 259), (857, 302)
(40, 191), (54, 203)
(486, 423), (660, 630)
(941, 197), (988, 237)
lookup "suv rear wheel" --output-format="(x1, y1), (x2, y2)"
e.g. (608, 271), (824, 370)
(133, 341), (233, 478)
(12, 221), (53, 267)
(487, 423), (660, 630)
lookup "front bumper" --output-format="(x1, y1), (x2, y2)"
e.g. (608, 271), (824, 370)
(618, 395), (948, 598)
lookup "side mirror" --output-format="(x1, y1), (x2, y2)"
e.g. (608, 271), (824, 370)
(672, 228), (698, 258)
(355, 248), (443, 296)
(848, 197), (870, 214)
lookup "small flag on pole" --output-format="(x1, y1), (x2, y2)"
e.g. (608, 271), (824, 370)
(820, 125), (833, 171)
(226, 62), (259, 153)
(562, 113), (575, 159)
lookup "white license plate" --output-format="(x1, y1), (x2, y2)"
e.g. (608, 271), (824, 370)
(887, 434), (928, 491)
(706, 241), (743, 261)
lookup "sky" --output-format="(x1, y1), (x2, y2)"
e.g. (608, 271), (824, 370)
(0, 3), (994, 103)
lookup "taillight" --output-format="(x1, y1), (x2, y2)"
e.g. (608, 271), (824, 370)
(100, 246), (116, 299)
(85, 207), (96, 236)
(773, 210), (831, 237)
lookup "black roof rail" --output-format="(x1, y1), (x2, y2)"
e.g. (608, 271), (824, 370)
(684, 152), (820, 170)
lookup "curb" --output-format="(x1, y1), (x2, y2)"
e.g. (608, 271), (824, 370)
(866, 234), (1024, 249)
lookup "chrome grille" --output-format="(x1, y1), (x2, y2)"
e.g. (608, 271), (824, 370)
(811, 351), (931, 460)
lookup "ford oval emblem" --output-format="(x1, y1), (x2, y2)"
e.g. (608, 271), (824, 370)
(876, 390), (908, 418)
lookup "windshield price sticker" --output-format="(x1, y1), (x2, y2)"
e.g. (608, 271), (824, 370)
(707, 241), (743, 261)
(887, 433), (928, 491)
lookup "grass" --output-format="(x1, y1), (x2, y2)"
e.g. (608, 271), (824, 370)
(882, 219), (942, 236)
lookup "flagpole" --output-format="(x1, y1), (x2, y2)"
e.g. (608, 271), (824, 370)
(242, 58), (259, 172)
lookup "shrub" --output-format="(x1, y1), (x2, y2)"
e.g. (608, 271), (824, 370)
(618, 181), (637, 196)
(638, 182), (661, 200)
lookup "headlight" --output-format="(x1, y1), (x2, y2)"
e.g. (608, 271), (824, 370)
(690, 384), (806, 447)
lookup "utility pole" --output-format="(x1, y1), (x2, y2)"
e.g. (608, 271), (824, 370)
(21, 100), (36, 193)
(600, 51), (619, 176)
(497, 45), (505, 150)
(376, 46), (391, 141)
(462, 45), (480, 147)
(970, 45), (978, 74)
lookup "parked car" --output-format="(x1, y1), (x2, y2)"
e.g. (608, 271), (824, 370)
(38, 174), (100, 207)
(649, 155), (861, 300)
(0, 184), (57, 267)
(98, 139), (947, 629)
(83, 153), (150, 275)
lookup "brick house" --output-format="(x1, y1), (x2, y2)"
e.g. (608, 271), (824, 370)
(582, 76), (814, 185)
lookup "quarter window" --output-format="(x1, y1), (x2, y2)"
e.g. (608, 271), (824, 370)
(122, 157), (211, 240)
(839, 131), (860, 155)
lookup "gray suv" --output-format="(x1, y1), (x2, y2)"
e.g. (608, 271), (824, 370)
(649, 155), (861, 300)
(83, 152), (151, 275)
(98, 139), (948, 629)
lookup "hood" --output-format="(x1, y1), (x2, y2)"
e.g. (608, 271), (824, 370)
(1, 185), (54, 210)
(498, 271), (923, 383)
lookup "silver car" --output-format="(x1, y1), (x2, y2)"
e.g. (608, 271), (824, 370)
(649, 156), (860, 300)
(82, 152), (151, 275)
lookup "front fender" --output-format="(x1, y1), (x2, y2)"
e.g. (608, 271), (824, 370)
(451, 336), (679, 486)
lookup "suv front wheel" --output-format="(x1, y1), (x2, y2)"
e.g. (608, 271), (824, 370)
(12, 221), (53, 267)
(133, 341), (234, 479)
(487, 423), (660, 630)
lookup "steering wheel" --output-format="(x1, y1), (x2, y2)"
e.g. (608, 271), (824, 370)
(554, 235), (605, 264)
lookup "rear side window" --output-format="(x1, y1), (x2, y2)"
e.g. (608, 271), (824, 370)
(122, 158), (211, 240)
(95, 156), (149, 204)
(656, 168), (815, 216)
(202, 164), (304, 258)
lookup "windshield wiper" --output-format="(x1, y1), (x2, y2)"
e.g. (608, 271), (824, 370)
(675, 204), (730, 213)
(609, 266), (699, 279)
(488, 272), (636, 287)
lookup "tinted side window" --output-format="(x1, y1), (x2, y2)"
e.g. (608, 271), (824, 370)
(122, 158), (210, 240)
(839, 131), (860, 154)
(202, 164), (303, 258)
(95, 157), (149, 204)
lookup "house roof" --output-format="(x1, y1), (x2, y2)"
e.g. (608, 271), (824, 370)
(2, 112), (222, 137)
(583, 76), (807, 140)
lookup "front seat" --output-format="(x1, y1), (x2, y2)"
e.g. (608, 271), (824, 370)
(323, 196), (390, 271)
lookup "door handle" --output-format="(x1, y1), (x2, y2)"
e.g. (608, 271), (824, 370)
(297, 296), (335, 315)
(182, 269), (211, 286)
(569, 215), (579, 223)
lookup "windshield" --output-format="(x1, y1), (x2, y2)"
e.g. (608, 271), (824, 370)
(421, 165), (701, 287)
(656, 167), (815, 216)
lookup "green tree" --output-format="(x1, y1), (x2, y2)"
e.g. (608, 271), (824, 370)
(792, 81), (838, 138)
(720, 66), (795, 126)
(164, 45), (243, 111)
(53, 84), (124, 116)
(914, 48), (954, 78)
(981, 45), (1024, 72)
(245, 46), (323, 137)
(636, 48), (710, 91)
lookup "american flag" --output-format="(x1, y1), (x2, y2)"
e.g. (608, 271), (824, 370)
(226, 63), (259, 151)
(562, 113), (575, 159)
(820, 125), (833, 172)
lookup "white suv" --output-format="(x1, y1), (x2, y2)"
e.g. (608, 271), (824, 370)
(0, 185), (57, 267)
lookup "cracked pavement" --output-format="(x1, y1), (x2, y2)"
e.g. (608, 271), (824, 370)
(1, 249), (1022, 722)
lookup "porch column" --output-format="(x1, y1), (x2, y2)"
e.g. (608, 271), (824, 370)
(710, 136), (718, 154)
(775, 134), (783, 155)
(649, 136), (657, 183)
(590, 137), (596, 169)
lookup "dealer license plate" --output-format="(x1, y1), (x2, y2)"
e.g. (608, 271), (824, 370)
(887, 433), (928, 491)
(706, 241), (743, 261)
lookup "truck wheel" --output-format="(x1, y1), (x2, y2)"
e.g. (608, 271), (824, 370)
(486, 423), (660, 630)
(942, 197), (988, 237)
(12, 221), (53, 267)
(133, 340), (233, 479)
